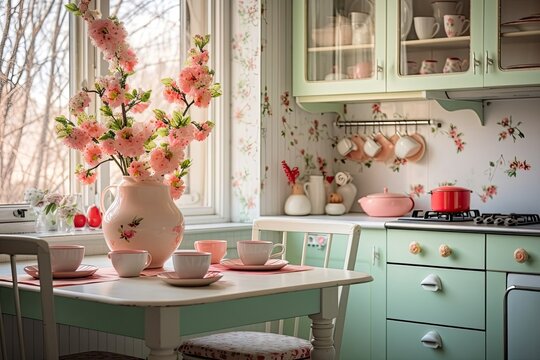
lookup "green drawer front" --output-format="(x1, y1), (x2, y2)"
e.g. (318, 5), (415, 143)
(387, 230), (485, 269)
(387, 320), (485, 360)
(387, 264), (485, 329)
(487, 234), (540, 273)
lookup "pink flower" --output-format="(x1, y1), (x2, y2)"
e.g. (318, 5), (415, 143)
(178, 65), (213, 95)
(195, 121), (214, 141)
(116, 44), (138, 73)
(193, 88), (212, 108)
(83, 143), (103, 167)
(102, 80), (127, 108)
(75, 166), (98, 185)
(149, 146), (183, 175)
(63, 127), (92, 151)
(169, 124), (196, 149)
(187, 48), (209, 65)
(164, 173), (185, 200)
(69, 91), (91, 115)
(127, 161), (151, 180)
(131, 101), (150, 113)
(88, 19), (127, 55)
(80, 119), (106, 139)
(100, 139), (116, 155)
(114, 127), (146, 157)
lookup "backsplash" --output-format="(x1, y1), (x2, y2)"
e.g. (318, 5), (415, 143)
(338, 99), (540, 213)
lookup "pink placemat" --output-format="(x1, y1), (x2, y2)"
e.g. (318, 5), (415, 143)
(0, 268), (119, 288)
(209, 263), (313, 275)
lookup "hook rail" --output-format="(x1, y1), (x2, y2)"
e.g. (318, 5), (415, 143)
(335, 119), (441, 128)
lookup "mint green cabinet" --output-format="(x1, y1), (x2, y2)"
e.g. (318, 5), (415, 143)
(487, 234), (540, 273)
(387, 320), (485, 360)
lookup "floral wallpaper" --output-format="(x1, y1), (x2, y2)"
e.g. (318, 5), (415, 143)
(230, 0), (261, 222)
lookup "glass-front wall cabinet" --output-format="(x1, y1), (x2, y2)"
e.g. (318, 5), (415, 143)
(294, 0), (386, 96)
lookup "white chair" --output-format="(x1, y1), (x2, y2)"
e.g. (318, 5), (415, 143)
(0, 235), (143, 360)
(179, 217), (364, 360)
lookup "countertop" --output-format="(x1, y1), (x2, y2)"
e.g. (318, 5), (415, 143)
(268, 213), (540, 236)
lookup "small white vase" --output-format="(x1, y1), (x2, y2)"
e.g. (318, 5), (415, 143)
(303, 175), (326, 215)
(284, 184), (311, 216)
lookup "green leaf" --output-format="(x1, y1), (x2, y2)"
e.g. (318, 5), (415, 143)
(153, 109), (166, 121)
(141, 90), (152, 102)
(64, 3), (79, 13)
(100, 105), (113, 116)
(55, 115), (68, 125)
(161, 78), (174, 86)
(156, 128), (169, 137)
(210, 83), (222, 98)
(99, 131), (115, 141)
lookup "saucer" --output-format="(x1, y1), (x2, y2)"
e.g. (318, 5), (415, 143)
(157, 271), (223, 287)
(220, 258), (289, 271)
(24, 264), (98, 279)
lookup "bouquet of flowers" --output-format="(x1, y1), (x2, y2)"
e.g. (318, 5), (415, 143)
(56, 0), (221, 199)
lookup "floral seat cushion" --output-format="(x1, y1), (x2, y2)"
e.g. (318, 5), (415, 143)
(179, 331), (312, 360)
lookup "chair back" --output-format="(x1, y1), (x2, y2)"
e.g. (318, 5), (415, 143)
(0, 235), (58, 360)
(251, 217), (361, 358)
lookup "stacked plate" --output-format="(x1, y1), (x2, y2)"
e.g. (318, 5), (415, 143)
(502, 13), (540, 32)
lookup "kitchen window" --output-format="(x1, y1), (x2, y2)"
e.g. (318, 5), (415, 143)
(0, 0), (229, 226)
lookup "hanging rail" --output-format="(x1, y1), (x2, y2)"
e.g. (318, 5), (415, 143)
(335, 119), (442, 128)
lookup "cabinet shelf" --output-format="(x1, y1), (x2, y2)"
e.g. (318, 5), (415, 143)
(401, 36), (470, 50)
(501, 29), (540, 38)
(308, 44), (374, 53)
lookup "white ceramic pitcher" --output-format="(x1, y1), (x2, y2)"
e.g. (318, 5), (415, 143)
(303, 175), (326, 215)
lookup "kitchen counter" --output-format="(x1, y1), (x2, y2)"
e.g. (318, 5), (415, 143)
(264, 213), (394, 230)
(385, 219), (540, 236)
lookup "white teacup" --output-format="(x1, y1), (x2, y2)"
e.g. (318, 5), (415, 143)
(443, 57), (468, 73)
(172, 250), (211, 279)
(108, 249), (152, 277)
(49, 245), (85, 272)
(414, 17), (440, 40)
(363, 136), (382, 157)
(237, 240), (285, 266)
(337, 137), (358, 156)
(444, 14), (470, 38)
(395, 133), (421, 159)
(420, 59), (439, 74)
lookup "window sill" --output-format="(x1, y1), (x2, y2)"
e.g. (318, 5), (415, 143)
(2, 222), (252, 258)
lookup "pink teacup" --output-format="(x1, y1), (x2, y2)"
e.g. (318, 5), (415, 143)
(444, 15), (470, 38)
(49, 245), (85, 272)
(346, 62), (372, 79)
(443, 57), (468, 73)
(194, 240), (228, 264)
(420, 59), (439, 74)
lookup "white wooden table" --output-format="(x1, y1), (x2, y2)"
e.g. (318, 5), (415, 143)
(0, 255), (372, 360)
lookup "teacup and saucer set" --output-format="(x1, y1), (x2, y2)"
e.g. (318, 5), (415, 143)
(24, 245), (98, 279)
(158, 249), (223, 287)
(220, 240), (288, 271)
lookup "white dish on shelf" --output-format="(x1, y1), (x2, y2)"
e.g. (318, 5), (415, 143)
(502, 19), (540, 32)
(157, 271), (223, 287)
(505, 63), (540, 70)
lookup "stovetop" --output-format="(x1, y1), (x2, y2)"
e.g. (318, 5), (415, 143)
(398, 210), (540, 227)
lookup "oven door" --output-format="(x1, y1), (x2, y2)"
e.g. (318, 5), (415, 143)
(505, 274), (540, 360)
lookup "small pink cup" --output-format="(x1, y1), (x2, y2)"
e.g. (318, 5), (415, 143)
(194, 240), (228, 264)
(49, 245), (85, 272)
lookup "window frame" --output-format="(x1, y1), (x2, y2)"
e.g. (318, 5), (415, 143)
(0, 0), (230, 227)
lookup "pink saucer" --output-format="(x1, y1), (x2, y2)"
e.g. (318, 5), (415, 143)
(157, 271), (223, 287)
(24, 264), (98, 279)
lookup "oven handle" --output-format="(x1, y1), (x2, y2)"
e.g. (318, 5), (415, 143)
(504, 284), (540, 360)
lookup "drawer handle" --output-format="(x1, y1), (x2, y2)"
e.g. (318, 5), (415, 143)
(409, 241), (421, 255)
(514, 248), (529, 263)
(421, 330), (443, 349)
(421, 274), (442, 292)
(439, 244), (452, 257)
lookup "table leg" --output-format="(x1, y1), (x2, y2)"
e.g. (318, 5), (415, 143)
(309, 287), (339, 360)
(144, 307), (180, 360)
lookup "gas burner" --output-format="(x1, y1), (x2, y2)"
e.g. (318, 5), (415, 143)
(473, 213), (540, 226)
(401, 209), (481, 222)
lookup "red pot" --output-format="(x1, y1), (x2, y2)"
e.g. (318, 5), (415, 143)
(429, 186), (472, 212)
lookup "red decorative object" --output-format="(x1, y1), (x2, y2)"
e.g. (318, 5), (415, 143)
(281, 160), (300, 185)
(73, 213), (87, 228)
(87, 205), (102, 228)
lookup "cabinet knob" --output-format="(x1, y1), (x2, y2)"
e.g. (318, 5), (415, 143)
(439, 244), (452, 257)
(409, 241), (421, 255)
(420, 330), (443, 349)
(514, 248), (529, 263)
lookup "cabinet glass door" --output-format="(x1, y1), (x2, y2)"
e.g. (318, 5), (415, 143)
(387, 0), (483, 91)
(306, 0), (375, 82)
(484, 0), (540, 87)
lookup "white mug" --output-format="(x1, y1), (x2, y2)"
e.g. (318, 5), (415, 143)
(337, 137), (358, 156)
(172, 250), (211, 279)
(444, 14), (470, 38)
(363, 136), (382, 157)
(414, 17), (440, 40)
(420, 59), (439, 75)
(237, 240), (285, 266)
(108, 249), (152, 277)
(443, 57), (468, 73)
(394, 133), (421, 159)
